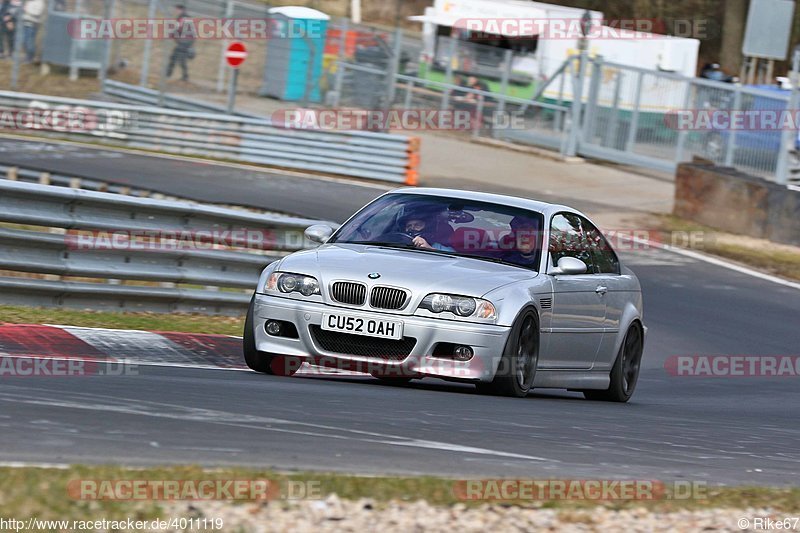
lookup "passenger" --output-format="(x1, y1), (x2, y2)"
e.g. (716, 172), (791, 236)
(400, 214), (455, 252)
(503, 215), (541, 267)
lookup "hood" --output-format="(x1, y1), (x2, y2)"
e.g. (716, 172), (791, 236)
(277, 243), (537, 303)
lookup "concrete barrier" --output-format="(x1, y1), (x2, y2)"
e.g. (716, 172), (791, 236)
(675, 159), (800, 246)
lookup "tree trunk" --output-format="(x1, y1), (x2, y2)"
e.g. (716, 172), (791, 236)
(720, 0), (748, 74)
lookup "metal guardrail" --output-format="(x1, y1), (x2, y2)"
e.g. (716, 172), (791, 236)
(0, 180), (328, 315)
(0, 90), (420, 184)
(103, 80), (255, 116)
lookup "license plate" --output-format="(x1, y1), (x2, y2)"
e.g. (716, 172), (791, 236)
(321, 313), (403, 340)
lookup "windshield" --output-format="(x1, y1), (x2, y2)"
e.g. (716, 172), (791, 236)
(330, 193), (545, 271)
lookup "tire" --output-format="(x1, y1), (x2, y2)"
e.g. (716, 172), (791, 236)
(583, 322), (643, 403)
(476, 309), (539, 398)
(242, 297), (300, 377)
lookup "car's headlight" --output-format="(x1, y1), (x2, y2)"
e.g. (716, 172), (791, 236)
(266, 272), (320, 297)
(419, 293), (496, 319)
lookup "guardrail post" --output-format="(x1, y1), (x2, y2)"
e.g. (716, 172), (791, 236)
(7, 167), (17, 181)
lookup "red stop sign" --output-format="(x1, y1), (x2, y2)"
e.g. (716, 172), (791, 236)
(225, 42), (248, 68)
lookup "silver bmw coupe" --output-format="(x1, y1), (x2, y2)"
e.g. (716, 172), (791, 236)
(244, 188), (645, 402)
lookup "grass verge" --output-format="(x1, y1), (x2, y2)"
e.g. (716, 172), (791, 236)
(0, 305), (244, 336)
(0, 465), (798, 521)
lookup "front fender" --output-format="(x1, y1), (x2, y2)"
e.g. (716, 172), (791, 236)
(482, 277), (554, 327)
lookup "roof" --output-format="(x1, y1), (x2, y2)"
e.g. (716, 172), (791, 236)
(388, 187), (578, 217)
(268, 6), (330, 20)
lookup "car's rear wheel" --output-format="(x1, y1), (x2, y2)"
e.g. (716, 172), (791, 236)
(243, 297), (300, 377)
(476, 310), (539, 398)
(583, 322), (643, 403)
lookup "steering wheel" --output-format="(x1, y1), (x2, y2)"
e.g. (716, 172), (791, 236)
(381, 232), (416, 246)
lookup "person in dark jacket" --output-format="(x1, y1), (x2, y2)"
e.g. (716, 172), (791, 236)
(0, 0), (19, 59)
(166, 4), (195, 82)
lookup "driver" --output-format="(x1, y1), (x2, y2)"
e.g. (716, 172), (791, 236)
(503, 215), (541, 267)
(400, 213), (454, 252)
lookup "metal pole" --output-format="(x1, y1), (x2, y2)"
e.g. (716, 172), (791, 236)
(302, 38), (317, 107)
(472, 94), (484, 139)
(158, 43), (169, 107)
(216, 0), (235, 93)
(625, 71), (644, 151)
(139, 0), (158, 86)
(403, 79), (414, 109)
(723, 86), (742, 166)
(441, 37), (457, 111)
(227, 68), (240, 113)
(384, 27), (403, 111)
(10, 10), (24, 88)
(606, 71), (623, 148)
(674, 82), (693, 163)
(775, 50), (800, 184)
(496, 48), (512, 118)
(582, 56), (603, 143)
(99, 0), (116, 84)
(564, 51), (587, 157)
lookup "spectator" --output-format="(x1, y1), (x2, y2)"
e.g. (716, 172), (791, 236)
(0, 0), (19, 59)
(166, 4), (195, 82)
(22, 0), (44, 63)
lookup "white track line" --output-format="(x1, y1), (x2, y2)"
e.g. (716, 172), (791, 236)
(642, 238), (800, 291)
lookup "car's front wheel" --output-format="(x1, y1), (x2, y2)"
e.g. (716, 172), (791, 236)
(476, 310), (539, 398)
(243, 297), (300, 377)
(583, 322), (643, 403)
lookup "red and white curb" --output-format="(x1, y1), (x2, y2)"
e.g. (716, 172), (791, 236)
(0, 323), (362, 376)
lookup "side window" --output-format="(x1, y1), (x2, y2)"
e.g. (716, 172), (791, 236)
(549, 213), (594, 272)
(580, 217), (620, 274)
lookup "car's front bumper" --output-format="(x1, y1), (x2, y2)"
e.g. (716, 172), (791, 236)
(252, 293), (511, 382)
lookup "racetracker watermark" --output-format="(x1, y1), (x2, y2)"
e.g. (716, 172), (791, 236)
(0, 357), (138, 377)
(67, 479), (321, 501)
(0, 106), (135, 133)
(69, 18), (325, 40)
(65, 229), (307, 252)
(665, 109), (800, 131)
(271, 109), (525, 132)
(453, 480), (707, 501)
(452, 18), (714, 40)
(665, 356), (800, 378)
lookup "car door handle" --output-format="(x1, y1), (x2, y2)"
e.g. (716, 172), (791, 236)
(595, 285), (608, 295)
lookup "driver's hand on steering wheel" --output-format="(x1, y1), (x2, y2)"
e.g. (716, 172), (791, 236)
(412, 236), (432, 249)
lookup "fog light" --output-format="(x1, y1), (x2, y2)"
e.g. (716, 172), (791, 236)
(453, 345), (474, 361)
(265, 320), (282, 336)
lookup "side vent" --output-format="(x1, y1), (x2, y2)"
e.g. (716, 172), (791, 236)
(539, 297), (553, 310)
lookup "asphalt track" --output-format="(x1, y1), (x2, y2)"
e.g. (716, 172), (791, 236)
(0, 139), (799, 486)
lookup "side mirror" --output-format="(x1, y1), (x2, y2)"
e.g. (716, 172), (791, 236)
(550, 256), (588, 276)
(304, 224), (334, 244)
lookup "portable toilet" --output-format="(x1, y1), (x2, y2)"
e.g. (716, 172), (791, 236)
(260, 6), (330, 103)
